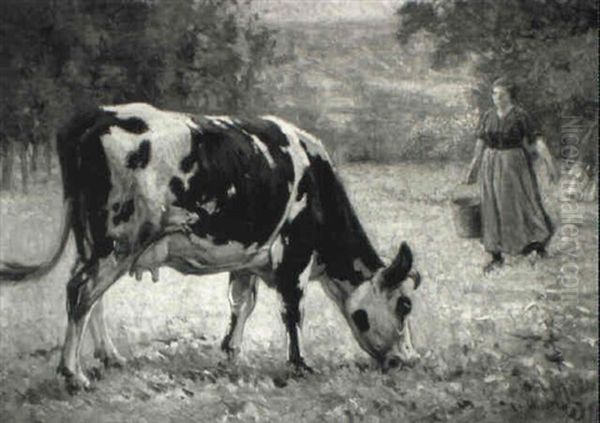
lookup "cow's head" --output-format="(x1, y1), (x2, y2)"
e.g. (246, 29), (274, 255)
(345, 242), (421, 369)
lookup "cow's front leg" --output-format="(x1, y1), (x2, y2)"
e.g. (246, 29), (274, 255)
(58, 257), (130, 392)
(89, 297), (127, 369)
(221, 271), (259, 361)
(275, 246), (315, 375)
(279, 280), (312, 373)
(273, 205), (317, 374)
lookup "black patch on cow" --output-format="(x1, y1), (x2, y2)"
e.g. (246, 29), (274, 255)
(56, 108), (149, 261)
(234, 117), (290, 150)
(114, 116), (149, 134)
(57, 108), (104, 258)
(352, 310), (370, 332)
(396, 296), (412, 317)
(169, 116), (295, 246)
(179, 131), (200, 174)
(169, 177), (185, 201)
(126, 140), (151, 169)
(296, 171), (310, 201)
(113, 199), (135, 226)
(180, 153), (195, 173)
(299, 145), (383, 285)
(112, 202), (120, 212)
(75, 113), (116, 258)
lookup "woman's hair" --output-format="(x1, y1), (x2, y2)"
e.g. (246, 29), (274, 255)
(492, 76), (517, 100)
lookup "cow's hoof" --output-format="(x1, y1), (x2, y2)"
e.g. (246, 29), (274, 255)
(104, 354), (127, 369)
(94, 351), (127, 369)
(65, 376), (94, 395)
(217, 358), (239, 371)
(220, 343), (241, 363)
(87, 366), (104, 381)
(57, 364), (92, 394)
(288, 359), (314, 377)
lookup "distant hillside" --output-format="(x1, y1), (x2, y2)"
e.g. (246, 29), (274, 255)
(252, 0), (398, 24)
(257, 19), (479, 162)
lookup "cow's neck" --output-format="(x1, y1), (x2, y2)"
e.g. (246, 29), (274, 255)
(313, 164), (384, 284)
(311, 161), (385, 305)
(316, 247), (382, 306)
(318, 272), (371, 308)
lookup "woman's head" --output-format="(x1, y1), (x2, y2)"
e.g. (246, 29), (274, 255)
(491, 77), (516, 109)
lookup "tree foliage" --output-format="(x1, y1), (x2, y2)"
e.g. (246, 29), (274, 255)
(0, 0), (276, 142)
(396, 0), (598, 156)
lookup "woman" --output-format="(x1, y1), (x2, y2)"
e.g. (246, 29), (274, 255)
(465, 77), (558, 274)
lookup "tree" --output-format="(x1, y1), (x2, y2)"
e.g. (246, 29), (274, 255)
(396, 0), (598, 161)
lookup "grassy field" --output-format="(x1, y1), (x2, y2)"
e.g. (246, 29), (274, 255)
(0, 161), (597, 422)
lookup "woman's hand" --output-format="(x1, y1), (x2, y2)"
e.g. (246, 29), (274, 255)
(533, 137), (559, 184)
(548, 161), (559, 184)
(464, 138), (485, 185)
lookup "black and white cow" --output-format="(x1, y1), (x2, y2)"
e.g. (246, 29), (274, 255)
(0, 103), (421, 391)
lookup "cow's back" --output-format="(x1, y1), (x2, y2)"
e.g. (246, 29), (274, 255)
(73, 104), (317, 260)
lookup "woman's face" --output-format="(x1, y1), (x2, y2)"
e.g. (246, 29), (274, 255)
(492, 86), (512, 109)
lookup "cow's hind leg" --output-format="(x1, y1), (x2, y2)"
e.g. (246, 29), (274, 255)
(221, 271), (258, 361)
(89, 297), (127, 369)
(58, 257), (130, 392)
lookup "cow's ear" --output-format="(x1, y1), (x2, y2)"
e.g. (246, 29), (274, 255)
(380, 242), (412, 290)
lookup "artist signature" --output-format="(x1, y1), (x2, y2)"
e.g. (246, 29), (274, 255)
(564, 400), (598, 422)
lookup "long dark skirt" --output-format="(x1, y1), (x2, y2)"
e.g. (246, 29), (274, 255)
(480, 148), (553, 255)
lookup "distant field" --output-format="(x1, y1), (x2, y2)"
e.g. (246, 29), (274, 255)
(0, 162), (597, 422)
(264, 20), (478, 163)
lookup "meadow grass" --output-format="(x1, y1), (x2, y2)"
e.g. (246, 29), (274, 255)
(0, 162), (597, 422)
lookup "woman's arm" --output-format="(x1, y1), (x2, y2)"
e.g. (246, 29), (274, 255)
(464, 138), (485, 184)
(531, 136), (559, 183)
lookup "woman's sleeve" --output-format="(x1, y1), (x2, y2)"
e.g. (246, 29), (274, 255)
(519, 109), (542, 145)
(475, 110), (488, 140)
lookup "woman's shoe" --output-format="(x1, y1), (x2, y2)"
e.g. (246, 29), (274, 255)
(522, 242), (546, 257)
(483, 255), (504, 275)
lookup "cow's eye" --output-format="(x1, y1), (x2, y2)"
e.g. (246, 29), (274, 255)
(395, 296), (412, 316)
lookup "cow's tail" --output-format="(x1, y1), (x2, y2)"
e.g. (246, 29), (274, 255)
(0, 199), (73, 282)
(0, 107), (101, 283)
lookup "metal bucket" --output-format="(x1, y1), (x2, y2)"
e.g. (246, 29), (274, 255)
(452, 196), (481, 238)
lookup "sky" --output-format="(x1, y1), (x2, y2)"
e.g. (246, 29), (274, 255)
(252, 0), (404, 23)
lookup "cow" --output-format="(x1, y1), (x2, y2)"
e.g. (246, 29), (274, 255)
(0, 103), (421, 391)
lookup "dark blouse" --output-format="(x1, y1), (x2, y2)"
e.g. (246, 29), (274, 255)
(476, 107), (541, 150)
